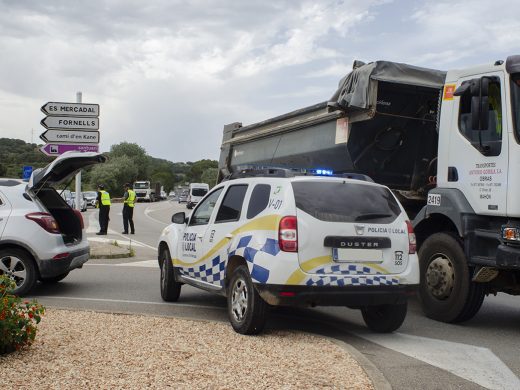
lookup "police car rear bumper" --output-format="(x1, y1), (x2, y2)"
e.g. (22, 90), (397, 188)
(255, 284), (418, 307)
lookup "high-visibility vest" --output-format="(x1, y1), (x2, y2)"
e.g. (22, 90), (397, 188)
(125, 189), (136, 208)
(100, 190), (111, 206)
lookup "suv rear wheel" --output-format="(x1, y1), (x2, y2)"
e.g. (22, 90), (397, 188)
(361, 302), (407, 333)
(228, 265), (267, 335)
(0, 248), (37, 296)
(160, 247), (181, 301)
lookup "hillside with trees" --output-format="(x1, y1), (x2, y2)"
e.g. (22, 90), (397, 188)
(0, 138), (218, 194)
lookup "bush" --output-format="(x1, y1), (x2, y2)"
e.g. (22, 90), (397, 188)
(0, 275), (45, 354)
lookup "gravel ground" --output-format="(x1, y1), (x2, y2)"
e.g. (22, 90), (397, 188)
(0, 309), (373, 389)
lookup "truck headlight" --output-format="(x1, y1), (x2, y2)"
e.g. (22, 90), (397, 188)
(502, 226), (520, 242)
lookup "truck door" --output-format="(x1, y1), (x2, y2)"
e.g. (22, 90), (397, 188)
(178, 187), (224, 276)
(444, 72), (508, 216)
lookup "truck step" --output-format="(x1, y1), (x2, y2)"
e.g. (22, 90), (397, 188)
(472, 266), (499, 283)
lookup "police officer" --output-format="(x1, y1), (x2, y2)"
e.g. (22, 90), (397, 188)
(122, 183), (136, 234)
(96, 184), (111, 235)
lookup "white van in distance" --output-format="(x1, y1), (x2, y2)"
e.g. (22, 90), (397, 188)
(187, 183), (209, 209)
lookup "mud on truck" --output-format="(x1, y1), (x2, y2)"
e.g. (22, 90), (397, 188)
(218, 56), (520, 323)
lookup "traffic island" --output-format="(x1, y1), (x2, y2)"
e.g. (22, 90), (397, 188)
(89, 240), (134, 259)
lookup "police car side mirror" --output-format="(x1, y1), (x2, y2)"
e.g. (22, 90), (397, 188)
(172, 212), (186, 224)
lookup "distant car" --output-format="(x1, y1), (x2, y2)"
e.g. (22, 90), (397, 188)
(168, 191), (176, 201)
(178, 192), (188, 203)
(0, 151), (106, 295)
(83, 191), (98, 208)
(71, 192), (88, 212)
(161, 190), (167, 200)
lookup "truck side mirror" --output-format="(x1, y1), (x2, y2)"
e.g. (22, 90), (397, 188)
(172, 212), (186, 224)
(471, 96), (489, 131)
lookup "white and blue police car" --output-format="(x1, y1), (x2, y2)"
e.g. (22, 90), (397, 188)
(157, 169), (419, 334)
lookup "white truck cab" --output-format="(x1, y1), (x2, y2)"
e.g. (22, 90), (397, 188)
(158, 169), (419, 334)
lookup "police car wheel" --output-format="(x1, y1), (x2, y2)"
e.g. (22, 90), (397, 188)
(160, 248), (181, 302)
(228, 265), (267, 335)
(361, 302), (407, 333)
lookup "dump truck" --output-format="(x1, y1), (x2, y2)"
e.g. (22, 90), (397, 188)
(218, 56), (520, 323)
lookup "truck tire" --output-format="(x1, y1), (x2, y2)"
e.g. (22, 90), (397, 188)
(228, 265), (267, 335)
(160, 247), (181, 302)
(361, 302), (407, 333)
(418, 232), (485, 323)
(0, 248), (37, 296)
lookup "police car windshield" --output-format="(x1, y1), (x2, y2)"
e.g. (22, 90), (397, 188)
(292, 181), (400, 223)
(511, 74), (520, 143)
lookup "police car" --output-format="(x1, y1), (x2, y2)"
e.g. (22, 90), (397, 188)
(158, 169), (419, 334)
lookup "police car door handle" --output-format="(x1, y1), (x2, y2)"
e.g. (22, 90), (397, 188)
(225, 233), (233, 239)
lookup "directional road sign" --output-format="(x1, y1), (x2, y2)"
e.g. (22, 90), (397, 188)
(41, 102), (99, 117)
(40, 116), (99, 131)
(40, 129), (100, 144)
(40, 143), (99, 156)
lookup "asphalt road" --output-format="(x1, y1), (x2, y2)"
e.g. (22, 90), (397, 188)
(29, 200), (520, 390)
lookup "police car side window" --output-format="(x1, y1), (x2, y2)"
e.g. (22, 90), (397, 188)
(215, 185), (248, 223)
(189, 187), (223, 226)
(247, 184), (271, 219)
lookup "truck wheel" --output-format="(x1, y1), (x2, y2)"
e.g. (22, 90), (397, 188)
(418, 232), (485, 323)
(0, 249), (37, 296)
(160, 248), (181, 302)
(361, 302), (407, 333)
(41, 271), (70, 283)
(228, 265), (267, 335)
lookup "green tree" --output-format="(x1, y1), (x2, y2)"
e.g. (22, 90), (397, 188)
(89, 155), (138, 196)
(110, 142), (149, 179)
(187, 159), (218, 182)
(201, 167), (219, 188)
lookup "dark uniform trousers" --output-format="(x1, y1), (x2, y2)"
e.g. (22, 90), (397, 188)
(99, 206), (110, 234)
(123, 205), (135, 234)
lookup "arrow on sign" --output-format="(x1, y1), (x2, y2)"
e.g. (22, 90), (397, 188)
(40, 130), (100, 144)
(40, 116), (99, 130)
(40, 143), (99, 156)
(41, 102), (99, 117)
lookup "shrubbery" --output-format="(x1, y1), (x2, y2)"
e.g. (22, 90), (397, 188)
(0, 275), (45, 354)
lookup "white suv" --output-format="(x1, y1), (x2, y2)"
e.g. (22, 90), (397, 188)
(0, 152), (106, 295)
(158, 170), (419, 334)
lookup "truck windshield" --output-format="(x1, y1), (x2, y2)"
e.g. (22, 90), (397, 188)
(192, 188), (208, 197)
(512, 74), (520, 143)
(291, 181), (401, 224)
(134, 183), (149, 189)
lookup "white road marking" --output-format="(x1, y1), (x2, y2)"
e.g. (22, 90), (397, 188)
(356, 332), (520, 390)
(115, 259), (158, 267)
(144, 202), (176, 226)
(30, 295), (225, 311)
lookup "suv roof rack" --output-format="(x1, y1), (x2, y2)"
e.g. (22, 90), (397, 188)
(222, 167), (373, 182)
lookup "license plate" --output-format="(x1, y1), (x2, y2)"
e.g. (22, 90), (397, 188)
(332, 248), (383, 263)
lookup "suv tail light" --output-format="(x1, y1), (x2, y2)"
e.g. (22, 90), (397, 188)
(406, 220), (416, 254)
(26, 212), (60, 234)
(73, 209), (84, 229)
(279, 216), (298, 252)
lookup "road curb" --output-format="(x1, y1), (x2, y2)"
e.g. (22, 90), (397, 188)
(327, 336), (392, 390)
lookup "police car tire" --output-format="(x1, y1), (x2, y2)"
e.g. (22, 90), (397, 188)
(41, 271), (70, 283)
(361, 302), (407, 333)
(160, 248), (181, 302)
(418, 232), (485, 323)
(227, 265), (267, 335)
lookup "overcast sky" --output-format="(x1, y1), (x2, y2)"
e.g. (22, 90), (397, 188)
(1, 0), (519, 162)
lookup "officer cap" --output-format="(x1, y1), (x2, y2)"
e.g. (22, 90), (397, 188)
(98, 184), (105, 190)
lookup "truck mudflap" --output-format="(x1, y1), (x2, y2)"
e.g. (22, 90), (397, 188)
(255, 283), (417, 307)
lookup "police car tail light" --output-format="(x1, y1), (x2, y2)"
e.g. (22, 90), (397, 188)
(279, 216), (298, 252)
(406, 220), (416, 254)
(73, 209), (84, 229)
(25, 212), (60, 234)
